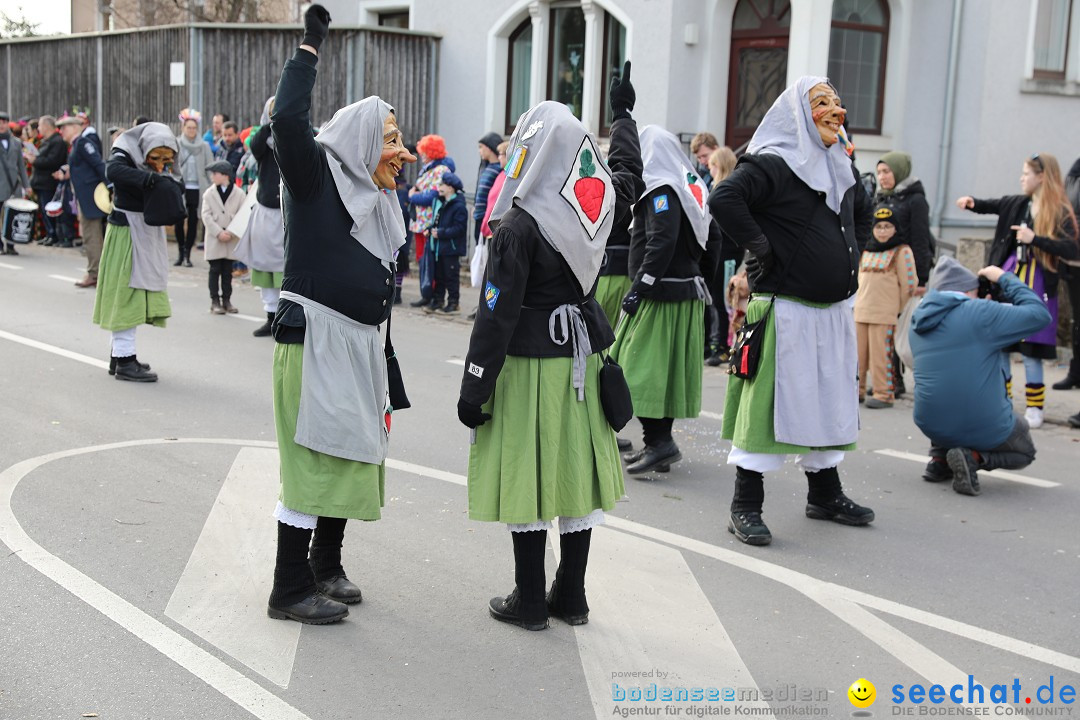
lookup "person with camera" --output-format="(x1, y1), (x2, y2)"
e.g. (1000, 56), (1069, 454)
(92, 122), (179, 382)
(910, 258), (1050, 495)
(955, 153), (1079, 428)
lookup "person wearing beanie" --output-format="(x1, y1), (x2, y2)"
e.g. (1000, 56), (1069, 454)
(956, 153), (1079, 429)
(425, 170), (468, 313)
(235, 95), (287, 338)
(474, 131), (503, 241)
(0, 109), (29, 255)
(263, 5), (417, 625)
(200, 160), (246, 314)
(854, 204), (917, 408)
(910, 260), (1049, 494)
(407, 133), (455, 307)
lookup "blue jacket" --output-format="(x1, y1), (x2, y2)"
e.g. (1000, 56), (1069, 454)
(431, 192), (468, 257)
(910, 273), (1051, 449)
(68, 129), (107, 220)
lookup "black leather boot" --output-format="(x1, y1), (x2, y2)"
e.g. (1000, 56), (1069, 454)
(805, 466), (875, 525)
(548, 528), (591, 625)
(728, 467), (771, 545)
(489, 530), (548, 630)
(625, 439), (681, 474)
(114, 356), (158, 382)
(253, 311), (274, 338)
(109, 356), (151, 376)
(310, 516), (362, 604)
(268, 522), (348, 624)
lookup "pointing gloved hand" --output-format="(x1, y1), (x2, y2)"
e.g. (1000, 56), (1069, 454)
(302, 4), (332, 52)
(745, 249), (774, 287)
(457, 397), (492, 429)
(609, 61), (636, 121)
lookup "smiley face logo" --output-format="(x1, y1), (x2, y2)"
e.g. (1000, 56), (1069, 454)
(848, 678), (876, 708)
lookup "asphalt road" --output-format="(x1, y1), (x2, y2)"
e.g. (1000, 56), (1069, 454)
(1, 243), (1077, 720)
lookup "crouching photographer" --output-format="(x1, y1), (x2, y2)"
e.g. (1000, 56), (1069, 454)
(909, 258), (1051, 496)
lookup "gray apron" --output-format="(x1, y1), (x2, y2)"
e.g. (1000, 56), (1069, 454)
(279, 291), (388, 464)
(121, 210), (169, 292)
(235, 202), (285, 273)
(772, 298), (859, 447)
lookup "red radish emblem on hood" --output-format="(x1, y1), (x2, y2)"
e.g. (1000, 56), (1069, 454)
(574, 149), (606, 223)
(686, 172), (704, 208)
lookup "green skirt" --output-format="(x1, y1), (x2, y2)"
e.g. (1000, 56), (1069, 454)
(251, 270), (283, 289)
(594, 274), (631, 329)
(274, 343), (386, 520)
(722, 296), (857, 454)
(609, 298), (704, 419)
(468, 354), (624, 524)
(92, 224), (171, 331)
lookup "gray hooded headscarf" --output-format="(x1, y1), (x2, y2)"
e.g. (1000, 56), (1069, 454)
(746, 75), (855, 214)
(260, 96), (276, 149)
(313, 95), (406, 264)
(489, 101), (615, 293)
(639, 125), (711, 249)
(111, 122), (179, 170)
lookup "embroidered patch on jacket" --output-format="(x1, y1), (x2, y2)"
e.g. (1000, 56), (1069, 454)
(506, 145), (527, 179)
(653, 195), (669, 213)
(484, 281), (501, 310)
(468, 363), (484, 378)
(559, 135), (614, 240)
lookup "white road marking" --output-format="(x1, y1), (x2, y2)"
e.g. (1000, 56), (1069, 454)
(0, 261), (23, 270)
(699, 410), (723, 421)
(0, 438), (309, 720)
(445, 358), (466, 366)
(574, 527), (773, 719)
(226, 312), (266, 324)
(874, 448), (1060, 488)
(165, 448), (298, 689)
(0, 329), (108, 370)
(48, 274), (82, 283)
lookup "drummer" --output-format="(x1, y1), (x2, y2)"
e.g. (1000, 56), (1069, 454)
(92, 123), (178, 382)
(0, 110), (30, 255)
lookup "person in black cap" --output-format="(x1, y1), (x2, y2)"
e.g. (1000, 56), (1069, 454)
(426, 170), (468, 313)
(200, 160), (246, 314)
(475, 132), (503, 241)
(0, 110), (30, 255)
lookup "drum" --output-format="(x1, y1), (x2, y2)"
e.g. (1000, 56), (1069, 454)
(2, 198), (39, 244)
(45, 200), (64, 217)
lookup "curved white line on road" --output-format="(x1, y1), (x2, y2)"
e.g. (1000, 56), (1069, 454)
(0, 438), (308, 720)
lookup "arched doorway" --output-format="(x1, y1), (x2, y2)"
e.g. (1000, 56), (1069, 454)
(725, 0), (791, 150)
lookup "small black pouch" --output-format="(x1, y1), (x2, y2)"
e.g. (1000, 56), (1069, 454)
(384, 314), (410, 410)
(142, 174), (187, 226)
(598, 354), (633, 431)
(728, 299), (774, 380)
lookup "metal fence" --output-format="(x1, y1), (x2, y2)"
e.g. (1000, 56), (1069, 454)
(0, 24), (439, 147)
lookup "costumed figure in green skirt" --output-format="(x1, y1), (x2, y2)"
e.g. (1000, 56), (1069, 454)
(93, 122), (178, 382)
(235, 95), (287, 338)
(611, 125), (721, 473)
(265, 5), (417, 624)
(711, 76), (876, 546)
(458, 64), (642, 631)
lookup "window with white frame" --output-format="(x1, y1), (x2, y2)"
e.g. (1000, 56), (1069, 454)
(501, 2), (627, 136)
(827, 0), (889, 135)
(1033, 0), (1073, 79)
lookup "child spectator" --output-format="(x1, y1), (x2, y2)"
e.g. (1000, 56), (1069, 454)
(425, 171), (468, 314)
(855, 204), (917, 408)
(200, 161), (246, 314)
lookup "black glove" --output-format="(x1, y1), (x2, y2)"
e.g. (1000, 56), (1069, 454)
(609, 61), (635, 121)
(143, 171), (158, 189)
(621, 289), (642, 317)
(457, 397), (491, 429)
(302, 4), (332, 51)
(745, 249), (774, 287)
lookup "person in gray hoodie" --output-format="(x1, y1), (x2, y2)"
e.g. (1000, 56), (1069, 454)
(910, 257), (1050, 496)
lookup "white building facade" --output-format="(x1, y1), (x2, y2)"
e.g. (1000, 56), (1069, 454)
(323, 0), (1080, 243)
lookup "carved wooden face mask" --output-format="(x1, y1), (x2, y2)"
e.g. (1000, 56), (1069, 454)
(145, 146), (176, 172)
(808, 83), (846, 147)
